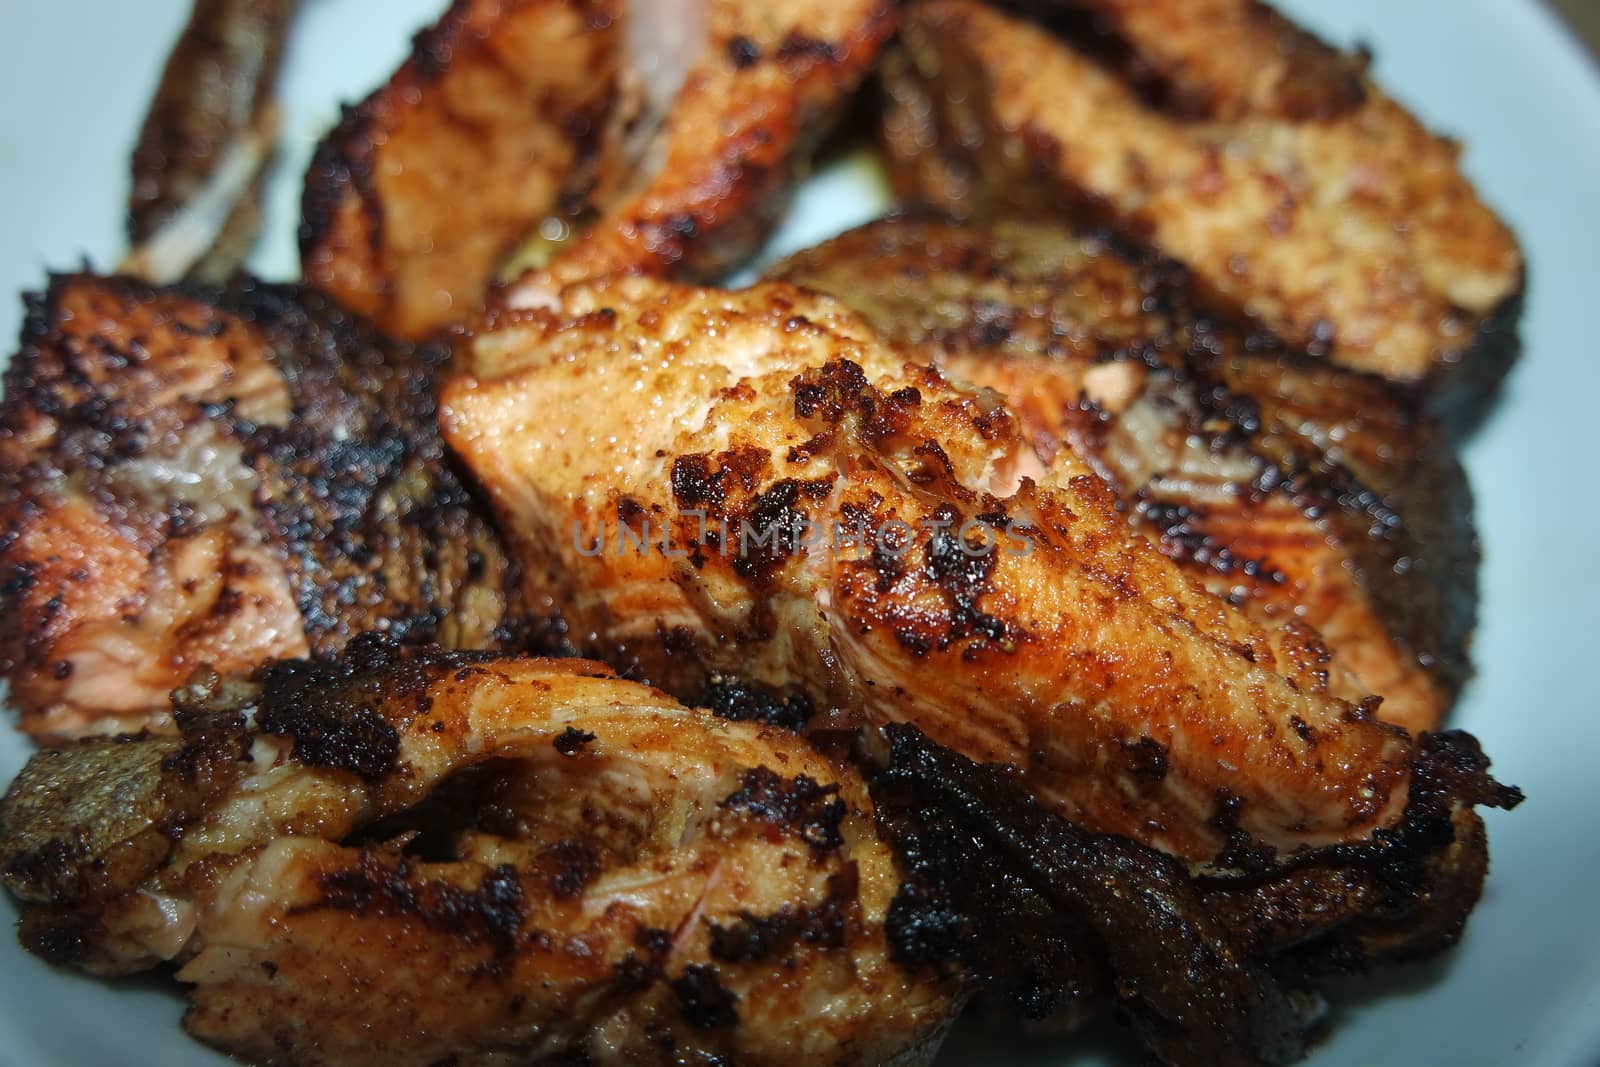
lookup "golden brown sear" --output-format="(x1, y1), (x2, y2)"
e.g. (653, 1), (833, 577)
(300, 0), (620, 339)
(0, 638), (958, 1067)
(443, 274), (1417, 862)
(0, 274), (525, 742)
(300, 0), (894, 339)
(769, 215), (1476, 735)
(881, 0), (1524, 430)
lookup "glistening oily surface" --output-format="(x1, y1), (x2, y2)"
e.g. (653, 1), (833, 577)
(0, 1), (1594, 1066)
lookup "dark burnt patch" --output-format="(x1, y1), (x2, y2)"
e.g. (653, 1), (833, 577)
(708, 867), (857, 962)
(17, 907), (101, 967)
(537, 839), (601, 901)
(670, 445), (770, 517)
(254, 634), (495, 781)
(791, 359), (920, 443)
(727, 34), (762, 69)
(634, 925), (673, 957)
(775, 33), (842, 65)
(553, 726), (596, 756)
(770, 215), (1485, 713)
(1206, 790), (1278, 875)
(786, 430), (835, 465)
(871, 724), (1305, 1062)
(1198, 730), (1521, 971)
(670, 964), (739, 1030)
(720, 767), (845, 854)
(921, 503), (1014, 647)
(612, 951), (662, 994)
(312, 853), (527, 965)
(229, 281), (528, 657)
(1120, 737), (1169, 782)
(699, 675), (813, 732)
(726, 478), (833, 584)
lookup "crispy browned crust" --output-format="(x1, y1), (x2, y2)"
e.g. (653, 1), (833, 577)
(770, 216), (1477, 734)
(300, 0), (621, 339)
(302, 0), (895, 339)
(128, 0), (299, 282)
(0, 637), (958, 1066)
(446, 275), (1428, 861)
(880, 0), (1525, 431)
(0, 273), (528, 741)
(995, 0), (1367, 122)
(534, 0), (898, 283)
(870, 723), (1520, 1067)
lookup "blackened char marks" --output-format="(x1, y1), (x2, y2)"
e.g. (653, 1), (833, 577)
(313, 852), (526, 964)
(256, 692), (398, 781)
(727, 34), (762, 68)
(669, 964), (739, 1029)
(720, 767), (845, 854)
(670, 445), (770, 516)
(729, 479), (833, 584)
(538, 839), (601, 901)
(553, 726), (596, 755)
(671, 454), (725, 512)
(225, 281), (527, 656)
(1138, 500), (1284, 583)
(707, 868), (857, 962)
(254, 634), (495, 780)
(17, 908), (102, 967)
(921, 503), (1013, 647)
(1120, 736), (1169, 783)
(1199, 729), (1522, 973)
(775, 32), (842, 65)
(871, 724), (1305, 1065)
(792, 359), (921, 442)
(699, 675), (813, 732)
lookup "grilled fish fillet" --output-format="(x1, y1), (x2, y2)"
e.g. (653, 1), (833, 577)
(0, 638), (957, 1067)
(881, 0), (1524, 431)
(0, 274), (526, 742)
(443, 274), (1417, 862)
(301, 0), (894, 338)
(769, 216), (1476, 734)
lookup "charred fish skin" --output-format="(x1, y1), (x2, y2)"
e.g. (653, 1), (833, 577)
(0, 273), (527, 743)
(768, 215), (1476, 735)
(879, 0), (1525, 434)
(869, 722), (1520, 1067)
(442, 274), (1422, 863)
(0, 637), (959, 1067)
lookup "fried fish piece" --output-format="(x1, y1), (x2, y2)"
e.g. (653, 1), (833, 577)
(300, 0), (620, 339)
(769, 215), (1476, 734)
(870, 722), (1520, 1066)
(300, 0), (893, 339)
(0, 638), (957, 1067)
(880, 0), (1524, 431)
(124, 0), (301, 283)
(0, 274), (526, 742)
(533, 0), (896, 282)
(443, 274), (1418, 862)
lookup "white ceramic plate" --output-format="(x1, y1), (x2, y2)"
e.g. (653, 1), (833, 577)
(1, 2), (1597, 1064)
